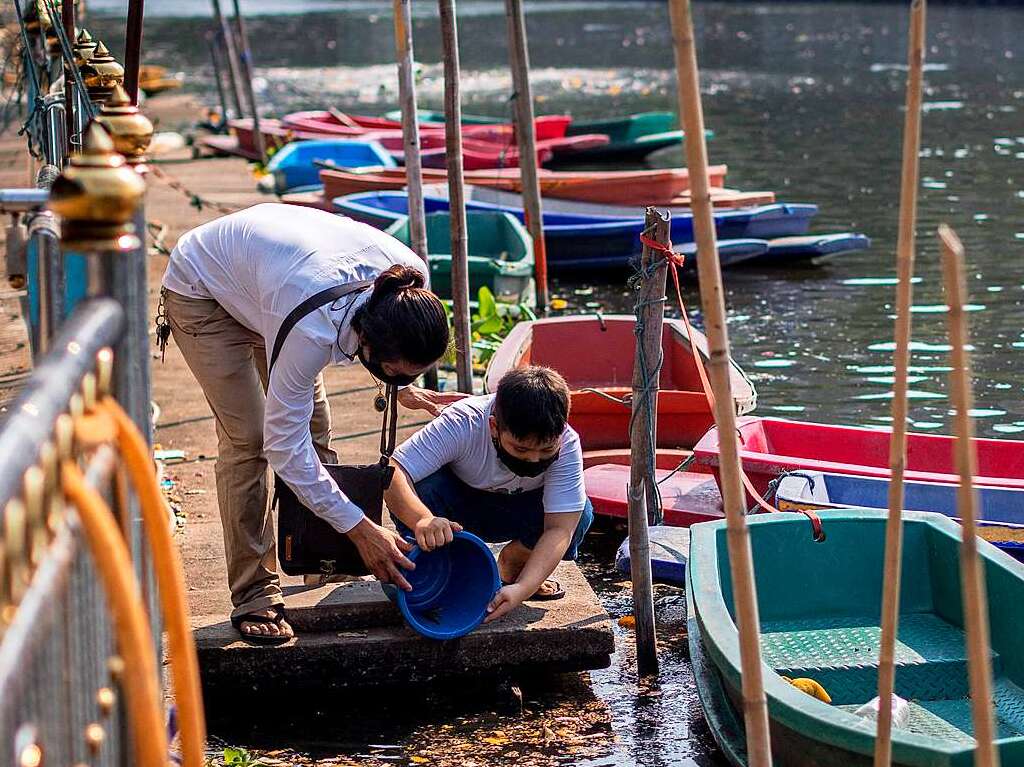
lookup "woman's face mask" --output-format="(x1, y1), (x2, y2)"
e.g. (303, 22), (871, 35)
(357, 346), (420, 386)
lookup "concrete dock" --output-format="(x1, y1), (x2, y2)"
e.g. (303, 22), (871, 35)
(0, 95), (614, 700)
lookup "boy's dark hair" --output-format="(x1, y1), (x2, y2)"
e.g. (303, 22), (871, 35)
(493, 366), (570, 443)
(351, 264), (450, 365)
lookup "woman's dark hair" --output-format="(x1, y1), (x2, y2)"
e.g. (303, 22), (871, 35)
(351, 265), (449, 365)
(493, 366), (570, 443)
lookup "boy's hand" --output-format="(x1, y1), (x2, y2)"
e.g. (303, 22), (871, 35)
(485, 583), (528, 623)
(414, 516), (463, 551)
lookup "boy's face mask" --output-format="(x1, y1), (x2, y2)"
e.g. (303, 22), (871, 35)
(491, 430), (561, 478)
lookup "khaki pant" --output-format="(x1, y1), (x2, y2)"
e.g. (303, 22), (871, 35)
(164, 289), (337, 618)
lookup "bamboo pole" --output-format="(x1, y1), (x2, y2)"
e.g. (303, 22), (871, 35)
(503, 0), (548, 310)
(669, 1), (772, 763)
(207, 32), (230, 131)
(626, 207), (669, 676)
(939, 225), (1000, 767)
(123, 0), (145, 104)
(873, 2), (926, 763)
(231, 0), (265, 164)
(392, 0), (427, 266)
(210, 0), (244, 119)
(438, 0), (473, 393)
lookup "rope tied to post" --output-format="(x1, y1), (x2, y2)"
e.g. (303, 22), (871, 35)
(637, 230), (825, 542)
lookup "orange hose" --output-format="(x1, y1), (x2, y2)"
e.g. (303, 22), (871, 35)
(98, 397), (206, 767)
(62, 460), (169, 767)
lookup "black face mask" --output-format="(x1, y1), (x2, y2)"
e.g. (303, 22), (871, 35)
(357, 347), (419, 386)
(492, 436), (560, 478)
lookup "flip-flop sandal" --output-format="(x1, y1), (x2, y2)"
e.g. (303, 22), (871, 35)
(230, 606), (293, 646)
(504, 579), (566, 601)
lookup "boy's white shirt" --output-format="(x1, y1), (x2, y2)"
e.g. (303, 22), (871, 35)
(162, 203), (427, 534)
(392, 394), (586, 514)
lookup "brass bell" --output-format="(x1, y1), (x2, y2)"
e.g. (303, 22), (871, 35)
(81, 41), (124, 105)
(48, 123), (145, 252)
(95, 84), (153, 166)
(74, 28), (98, 67)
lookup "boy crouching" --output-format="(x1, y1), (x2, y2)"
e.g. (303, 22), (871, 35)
(384, 366), (593, 622)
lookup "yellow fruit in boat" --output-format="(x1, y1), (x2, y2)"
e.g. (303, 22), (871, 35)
(782, 676), (832, 703)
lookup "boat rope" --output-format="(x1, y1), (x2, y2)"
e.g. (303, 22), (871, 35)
(148, 164), (245, 214)
(637, 231), (825, 542)
(657, 453), (696, 486)
(578, 387), (630, 405)
(10, 0), (45, 158)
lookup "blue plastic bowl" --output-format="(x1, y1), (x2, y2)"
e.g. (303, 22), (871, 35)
(390, 531), (500, 641)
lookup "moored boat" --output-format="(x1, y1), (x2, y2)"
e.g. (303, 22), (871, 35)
(483, 315), (757, 451)
(284, 110), (572, 141)
(258, 139), (395, 194)
(384, 211), (534, 305)
(694, 417), (1024, 501)
(557, 111), (699, 163)
(756, 233), (872, 265)
(774, 470), (1024, 553)
(689, 508), (1024, 766)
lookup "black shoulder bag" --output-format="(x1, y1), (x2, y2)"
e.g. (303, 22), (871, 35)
(268, 281), (398, 577)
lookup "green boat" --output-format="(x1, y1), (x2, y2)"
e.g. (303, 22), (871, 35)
(688, 508), (1024, 766)
(382, 109), (500, 125)
(386, 211), (535, 306)
(558, 111), (699, 164)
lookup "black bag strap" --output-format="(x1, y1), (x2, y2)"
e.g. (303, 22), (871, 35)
(380, 384), (399, 460)
(268, 280), (373, 376)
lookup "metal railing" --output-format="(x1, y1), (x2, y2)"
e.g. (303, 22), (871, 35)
(0, 299), (162, 767)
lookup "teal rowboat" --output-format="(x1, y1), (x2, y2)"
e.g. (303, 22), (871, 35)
(386, 211), (534, 305)
(558, 111), (706, 163)
(689, 509), (1024, 766)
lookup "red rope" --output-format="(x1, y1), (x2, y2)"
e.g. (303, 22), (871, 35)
(638, 232), (824, 542)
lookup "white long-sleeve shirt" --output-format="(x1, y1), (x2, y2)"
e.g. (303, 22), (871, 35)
(162, 203), (427, 533)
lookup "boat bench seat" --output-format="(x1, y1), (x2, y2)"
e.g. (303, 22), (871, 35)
(760, 612), (1001, 706)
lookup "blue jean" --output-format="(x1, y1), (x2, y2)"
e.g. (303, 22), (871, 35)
(395, 468), (593, 560)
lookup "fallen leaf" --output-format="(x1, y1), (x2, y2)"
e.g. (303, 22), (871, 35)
(618, 615), (636, 629)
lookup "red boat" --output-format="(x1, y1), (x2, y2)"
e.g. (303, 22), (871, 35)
(281, 110), (572, 142)
(693, 417), (1024, 501)
(484, 315), (757, 454)
(584, 462), (724, 526)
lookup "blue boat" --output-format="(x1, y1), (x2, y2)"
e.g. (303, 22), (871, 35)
(332, 191), (817, 271)
(260, 139), (395, 195)
(615, 526), (690, 586)
(757, 232), (871, 265)
(775, 470), (1024, 553)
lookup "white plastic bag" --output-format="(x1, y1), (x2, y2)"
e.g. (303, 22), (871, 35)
(854, 694), (911, 730)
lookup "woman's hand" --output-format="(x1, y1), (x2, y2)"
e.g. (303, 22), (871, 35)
(414, 516), (463, 551)
(346, 517), (416, 590)
(397, 385), (470, 417)
(484, 582), (529, 623)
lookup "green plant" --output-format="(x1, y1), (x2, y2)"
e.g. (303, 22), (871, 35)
(442, 286), (536, 371)
(221, 747), (263, 766)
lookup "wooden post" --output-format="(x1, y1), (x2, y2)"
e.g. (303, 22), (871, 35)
(123, 0), (145, 104)
(503, 0), (548, 310)
(210, 0), (244, 120)
(669, 1), (772, 763)
(207, 32), (230, 131)
(438, 0), (473, 393)
(627, 207), (669, 677)
(873, 2), (926, 764)
(231, 0), (265, 164)
(939, 225), (1000, 767)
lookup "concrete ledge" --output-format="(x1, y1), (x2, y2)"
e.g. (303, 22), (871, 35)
(194, 561), (614, 699)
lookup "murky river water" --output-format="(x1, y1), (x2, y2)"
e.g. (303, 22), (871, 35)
(90, 1), (1024, 764)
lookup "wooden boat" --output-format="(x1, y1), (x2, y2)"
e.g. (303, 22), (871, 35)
(557, 111), (697, 163)
(283, 110), (572, 141)
(693, 417), (1024, 502)
(756, 233), (871, 265)
(775, 470), (1024, 553)
(689, 508), (1024, 766)
(332, 190), (818, 270)
(474, 185), (777, 213)
(319, 165), (730, 206)
(483, 315), (757, 451)
(258, 139), (395, 194)
(382, 108), (501, 126)
(586, 462), (724, 527)
(384, 211), (534, 305)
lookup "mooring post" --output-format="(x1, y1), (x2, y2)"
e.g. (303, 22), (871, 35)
(939, 225), (1000, 767)
(627, 207), (670, 677)
(391, 0), (437, 390)
(669, 0), (772, 762)
(873, 2), (926, 764)
(123, 0), (145, 105)
(503, 0), (548, 310)
(207, 32), (230, 131)
(61, 0), (76, 155)
(438, 0), (473, 393)
(210, 0), (244, 120)
(231, 0), (265, 164)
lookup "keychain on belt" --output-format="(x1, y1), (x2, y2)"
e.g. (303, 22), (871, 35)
(155, 288), (171, 362)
